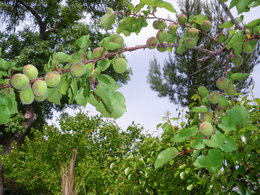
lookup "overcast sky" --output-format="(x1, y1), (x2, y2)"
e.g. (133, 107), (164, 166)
(59, 0), (260, 134)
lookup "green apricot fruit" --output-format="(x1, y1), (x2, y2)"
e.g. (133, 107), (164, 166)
(156, 30), (168, 43)
(32, 80), (47, 97)
(198, 86), (209, 97)
(146, 37), (159, 49)
(23, 64), (38, 80)
(157, 44), (168, 52)
(217, 33), (226, 42)
(153, 20), (167, 30)
(44, 71), (61, 87)
(113, 58), (127, 74)
(19, 87), (35, 105)
(231, 55), (243, 66)
(208, 91), (220, 104)
(216, 77), (229, 90)
(35, 93), (47, 102)
(188, 28), (199, 37)
(168, 24), (178, 34)
(225, 84), (237, 97)
(199, 122), (213, 136)
(218, 95), (229, 108)
(184, 37), (197, 48)
(201, 20), (211, 31)
(178, 14), (187, 24)
(11, 73), (30, 90)
(200, 112), (213, 123)
(70, 62), (87, 77)
(92, 47), (105, 58)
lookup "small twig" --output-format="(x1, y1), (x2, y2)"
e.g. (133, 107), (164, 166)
(179, 148), (195, 155)
(218, 1), (243, 30)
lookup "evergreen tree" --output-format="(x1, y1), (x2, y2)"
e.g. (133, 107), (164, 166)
(147, 0), (259, 106)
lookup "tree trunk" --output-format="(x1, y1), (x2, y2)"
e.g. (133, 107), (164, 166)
(0, 165), (4, 195)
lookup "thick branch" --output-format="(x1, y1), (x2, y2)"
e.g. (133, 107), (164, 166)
(17, 0), (47, 39)
(17, 0), (43, 26)
(218, 1), (243, 30)
(3, 105), (37, 154)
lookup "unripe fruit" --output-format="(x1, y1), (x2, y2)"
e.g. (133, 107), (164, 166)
(200, 112), (213, 123)
(168, 24), (178, 34)
(92, 47), (105, 58)
(153, 20), (167, 30)
(113, 58), (127, 74)
(156, 30), (168, 43)
(146, 37), (159, 49)
(216, 77), (229, 90)
(11, 73), (30, 90)
(218, 95), (229, 108)
(225, 84), (237, 97)
(199, 122), (213, 136)
(208, 91), (220, 104)
(44, 71), (61, 87)
(70, 62), (87, 77)
(198, 86), (208, 97)
(35, 93), (47, 102)
(32, 80), (47, 97)
(184, 37), (197, 48)
(178, 14), (187, 24)
(157, 44), (168, 52)
(231, 55), (243, 66)
(19, 87), (35, 105)
(217, 33), (226, 42)
(188, 28), (199, 37)
(23, 64), (38, 80)
(201, 20), (211, 31)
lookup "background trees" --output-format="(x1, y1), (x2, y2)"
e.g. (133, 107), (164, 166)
(147, 0), (259, 106)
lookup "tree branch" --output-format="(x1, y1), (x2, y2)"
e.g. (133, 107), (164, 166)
(218, 1), (243, 30)
(17, 0), (43, 26)
(3, 105), (37, 154)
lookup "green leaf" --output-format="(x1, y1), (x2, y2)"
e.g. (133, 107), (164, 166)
(155, 147), (179, 169)
(59, 78), (69, 95)
(99, 8), (116, 30)
(229, 0), (239, 9)
(194, 149), (223, 173)
(248, 1), (260, 8)
(226, 31), (245, 55)
(219, 21), (234, 28)
(236, 0), (254, 14)
(0, 58), (11, 70)
(75, 88), (88, 106)
(192, 14), (208, 25)
(243, 39), (258, 53)
(140, 0), (176, 13)
(227, 105), (249, 126)
(173, 127), (199, 142)
(52, 52), (71, 63)
(0, 97), (11, 124)
(5, 90), (18, 114)
(218, 116), (237, 132)
(230, 73), (249, 81)
(76, 35), (91, 49)
(190, 105), (208, 113)
(203, 131), (237, 152)
(96, 59), (111, 72)
(47, 86), (62, 105)
(192, 134), (205, 150)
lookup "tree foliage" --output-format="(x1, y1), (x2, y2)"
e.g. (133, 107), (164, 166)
(147, 0), (259, 106)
